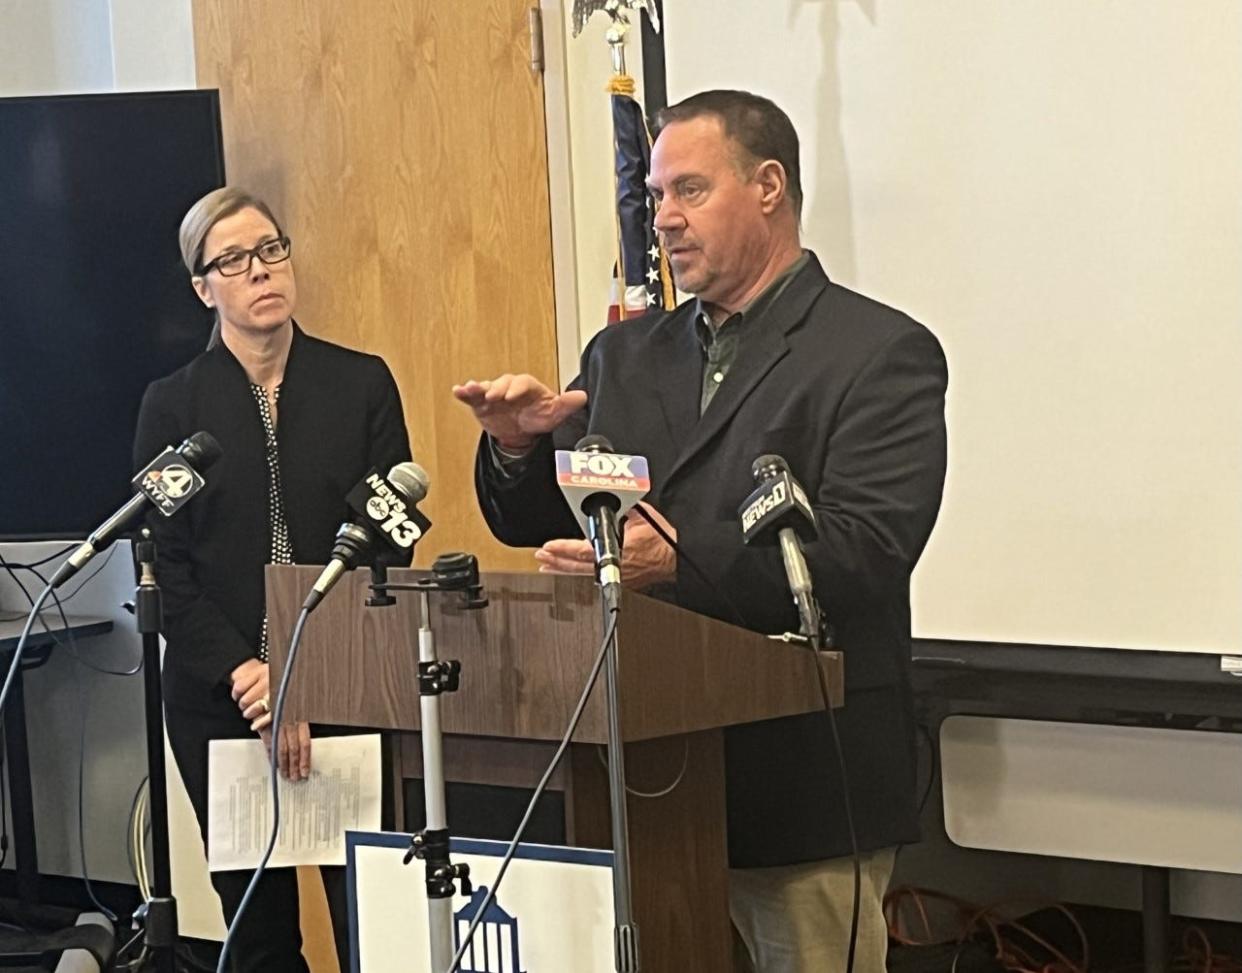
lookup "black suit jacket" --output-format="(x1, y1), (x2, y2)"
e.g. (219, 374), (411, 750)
(475, 254), (948, 866)
(133, 325), (411, 711)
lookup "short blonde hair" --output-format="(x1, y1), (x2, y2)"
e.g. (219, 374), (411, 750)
(178, 186), (283, 276)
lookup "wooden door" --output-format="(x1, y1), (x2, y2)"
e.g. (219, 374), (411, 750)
(193, 0), (559, 574)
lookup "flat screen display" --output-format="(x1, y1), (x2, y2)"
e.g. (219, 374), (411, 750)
(0, 89), (224, 538)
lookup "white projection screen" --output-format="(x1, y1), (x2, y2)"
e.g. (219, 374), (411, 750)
(663, 2), (1242, 653)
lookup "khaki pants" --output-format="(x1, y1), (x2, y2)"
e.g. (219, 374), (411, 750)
(729, 848), (896, 973)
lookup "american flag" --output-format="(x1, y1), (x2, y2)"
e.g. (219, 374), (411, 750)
(608, 89), (674, 323)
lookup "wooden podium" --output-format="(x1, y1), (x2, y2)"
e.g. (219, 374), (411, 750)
(267, 567), (842, 972)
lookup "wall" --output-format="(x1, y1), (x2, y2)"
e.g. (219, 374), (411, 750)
(662, 1), (1242, 655)
(0, 0), (196, 95)
(0, 0), (114, 95)
(108, 0), (196, 91)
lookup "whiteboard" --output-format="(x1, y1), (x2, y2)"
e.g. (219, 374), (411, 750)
(663, 2), (1242, 653)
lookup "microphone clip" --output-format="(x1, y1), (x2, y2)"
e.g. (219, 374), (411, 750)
(366, 552), (489, 611)
(417, 659), (462, 696)
(365, 561), (397, 607)
(768, 617), (835, 653)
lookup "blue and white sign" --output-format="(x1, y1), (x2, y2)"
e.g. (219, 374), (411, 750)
(347, 832), (614, 972)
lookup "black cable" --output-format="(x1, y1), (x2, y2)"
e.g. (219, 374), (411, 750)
(0, 551), (142, 676)
(628, 505), (750, 629)
(113, 926), (146, 967)
(0, 581), (55, 720)
(72, 651), (118, 922)
(0, 544), (77, 570)
(917, 722), (939, 817)
(0, 554), (56, 650)
(176, 940), (221, 973)
(631, 504), (863, 973)
(0, 545), (122, 622)
(46, 568), (142, 676)
(0, 720), (7, 865)
(52, 543), (120, 605)
(448, 606), (619, 973)
(216, 605), (312, 973)
(893, 722), (940, 872)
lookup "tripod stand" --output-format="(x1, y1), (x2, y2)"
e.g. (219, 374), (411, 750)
(368, 553), (488, 972)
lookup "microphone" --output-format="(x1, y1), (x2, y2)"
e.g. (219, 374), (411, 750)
(738, 454), (823, 644)
(302, 461), (432, 612)
(50, 431), (223, 589)
(554, 434), (650, 592)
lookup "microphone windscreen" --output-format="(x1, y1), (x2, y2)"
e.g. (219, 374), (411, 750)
(575, 433), (614, 453)
(180, 431), (223, 471)
(751, 453), (789, 482)
(388, 461), (430, 503)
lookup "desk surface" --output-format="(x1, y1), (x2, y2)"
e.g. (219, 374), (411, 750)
(0, 614), (114, 652)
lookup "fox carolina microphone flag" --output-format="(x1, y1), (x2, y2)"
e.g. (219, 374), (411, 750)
(608, 75), (675, 322)
(554, 447), (650, 541)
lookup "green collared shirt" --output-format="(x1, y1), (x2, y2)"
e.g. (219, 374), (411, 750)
(694, 251), (809, 414)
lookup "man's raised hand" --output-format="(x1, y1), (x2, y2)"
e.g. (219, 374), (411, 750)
(452, 374), (587, 453)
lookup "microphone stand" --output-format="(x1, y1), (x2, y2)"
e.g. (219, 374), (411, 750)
(766, 539), (863, 973)
(368, 554), (487, 973)
(598, 580), (640, 973)
(132, 531), (178, 973)
(565, 436), (644, 970)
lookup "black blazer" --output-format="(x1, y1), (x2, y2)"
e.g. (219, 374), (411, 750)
(475, 254), (948, 866)
(133, 325), (411, 711)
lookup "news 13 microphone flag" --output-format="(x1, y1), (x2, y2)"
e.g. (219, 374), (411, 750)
(609, 80), (675, 323)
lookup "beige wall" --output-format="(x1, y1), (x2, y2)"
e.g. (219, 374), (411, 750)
(0, 0), (113, 94)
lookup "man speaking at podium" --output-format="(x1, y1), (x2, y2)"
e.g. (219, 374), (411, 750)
(454, 90), (948, 972)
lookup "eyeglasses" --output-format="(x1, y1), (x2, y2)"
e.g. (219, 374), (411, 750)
(199, 236), (292, 277)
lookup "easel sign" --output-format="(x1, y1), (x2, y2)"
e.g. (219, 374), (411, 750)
(347, 832), (614, 972)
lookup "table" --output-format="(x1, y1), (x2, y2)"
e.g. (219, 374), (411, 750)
(0, 615), (114, 910)
(911, 638), (1242, 973)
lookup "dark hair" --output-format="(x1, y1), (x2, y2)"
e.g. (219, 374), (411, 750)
(655, 89), (802, 218)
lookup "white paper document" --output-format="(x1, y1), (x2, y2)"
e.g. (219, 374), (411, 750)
(207, 734), (382, 871)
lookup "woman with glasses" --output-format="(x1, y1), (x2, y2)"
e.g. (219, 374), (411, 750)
(133, 186), (411, 971)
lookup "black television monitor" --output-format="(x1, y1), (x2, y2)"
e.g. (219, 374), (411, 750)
(0, 89), (224, 539)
